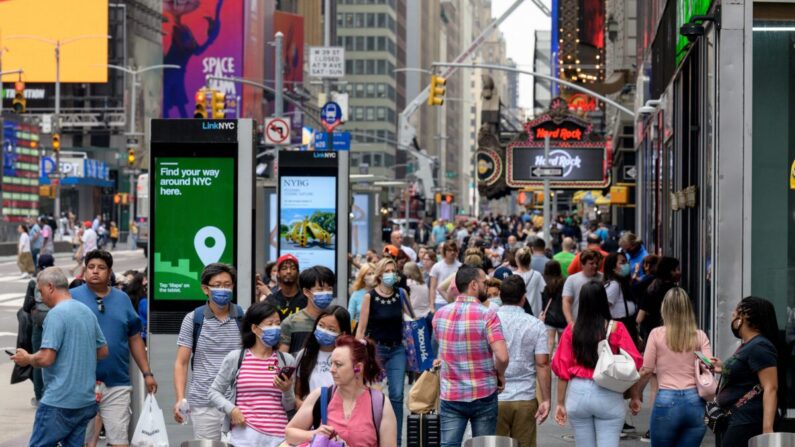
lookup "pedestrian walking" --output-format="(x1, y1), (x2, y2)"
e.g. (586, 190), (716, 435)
(173, 263), (243, 440)
(637, 256), (680, 342)
(22, 253), (56, 407)
(71, 250), (158, 447)
(28, 217), (42, 269)
(530, 238), (548, 274)
(711, 297), (781, 447)
(348, 262), (375, 329)
(12, 267), (108, 447)
(540, 260), (567, 354)
(285, 336), (398, 447)
(433, 266), (509, 447)
(265, 254), (307, 321)
(280, 266), (336, 355)
(566, 234), (608, 276)
(553, 237), (576, 279)
(636, 287), (711, 446)
(603, 252), (639, 344)
(619, 232), (649, 279)
(355, 257), (412, 446)
(404, 261), (431, 318)
(515, 247), (546, 316)
(429, 241), (461, 308)
(109, 221), (119, 250)
(294, 305), (352, 406)
(17, 224), (35, 278)
(496, 275), (551, 447)
(552, 281), (643, 446)
(208, 301), (297, 447)
(39, 217), (55, 255)
(562, 249), (604, 324)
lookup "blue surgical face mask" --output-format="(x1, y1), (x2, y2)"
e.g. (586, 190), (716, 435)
(312, 291), (334, 310)
(382, 273), (398, 287)
(209, 288), (233, 306)
(314, 326), (339, 347)
(259, 325), (281, 347)
(618, 263), (631, 277)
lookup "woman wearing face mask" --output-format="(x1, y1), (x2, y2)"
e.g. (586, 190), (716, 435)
(355, 258), (413, 447)
(348, 263), (376, 329)
(710, 297), (781, 447)
(208, 301), (297, 447)
(603, 252), (639, 346)
(294, 306), (352, 407)
(403, 261), (431, 318)
(280, 266), (337, 355)
(285, 336), (398, 447)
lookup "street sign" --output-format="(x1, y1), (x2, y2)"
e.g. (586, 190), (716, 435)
(314, 131), (351, 151)
(309, 47), (346, 78)
(530, 165), (564, 178)
(623, 165), (638, 181)
(320, 102), (342, 132)
(40, 114), (52, 134)
(264, 117), (291, 145)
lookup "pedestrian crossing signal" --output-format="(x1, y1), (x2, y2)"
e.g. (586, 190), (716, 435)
(428, 75), (446, 106)
(12, 81), (26, 114)
(194, 89), (208, 119)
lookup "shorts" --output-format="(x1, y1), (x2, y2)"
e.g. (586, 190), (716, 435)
(85, 386), (132, 445)
(192, 406), (225, 441)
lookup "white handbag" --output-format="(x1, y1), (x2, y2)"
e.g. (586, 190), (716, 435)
(592, 320), (640, 393)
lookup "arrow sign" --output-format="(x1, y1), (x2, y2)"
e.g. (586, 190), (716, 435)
(623, 165), (637, 181)
(530, 165), (564, 178)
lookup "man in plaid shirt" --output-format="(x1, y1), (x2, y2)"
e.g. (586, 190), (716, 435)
(432, 266), (509, 447)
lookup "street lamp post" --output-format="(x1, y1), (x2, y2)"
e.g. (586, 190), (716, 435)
(6, 34), (111, 220)
(106, 63), (179, 234)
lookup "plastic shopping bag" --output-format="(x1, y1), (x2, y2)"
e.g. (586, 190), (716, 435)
(131, 394), (169, 447)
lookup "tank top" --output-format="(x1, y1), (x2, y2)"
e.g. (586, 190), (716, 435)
(366, 288), (403, 344)
(326, 389), (378, 447)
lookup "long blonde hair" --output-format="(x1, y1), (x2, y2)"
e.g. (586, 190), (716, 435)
(372, 258), (397, 285)
(403, 261), (424, 283)
(352, 263), (376, 291)
(661, 287), (698, 352)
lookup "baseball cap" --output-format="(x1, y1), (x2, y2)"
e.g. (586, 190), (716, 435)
(276, 254), (299, 269)
(84, 221), (92, 229)
(383, 244), (399, 258)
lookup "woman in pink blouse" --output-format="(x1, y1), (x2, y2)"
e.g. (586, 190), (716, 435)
(552, 281), (643, 446)
(636, 287), (711, 446)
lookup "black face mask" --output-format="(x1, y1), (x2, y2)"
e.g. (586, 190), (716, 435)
(731, 316), (743, 339)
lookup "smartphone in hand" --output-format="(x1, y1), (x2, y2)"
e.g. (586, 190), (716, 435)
(279, 366), (296, 380)
(694, 351), (713, 369)
(4, 350), (14, 356)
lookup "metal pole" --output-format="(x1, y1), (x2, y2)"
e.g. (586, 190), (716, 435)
(0, 50), (4, 116)
(543, 135), (551, 241)
(54, 42), (61, 221)
(128, 72), (137, 235)
(323, 0), (332, 98)
(274, 32), (283, 117)
(437, 106), (444, 218)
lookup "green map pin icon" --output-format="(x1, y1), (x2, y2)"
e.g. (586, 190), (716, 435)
(194, 226), (226, 266)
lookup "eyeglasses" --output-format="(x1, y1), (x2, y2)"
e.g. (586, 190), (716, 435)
(96, 298), (105, 313)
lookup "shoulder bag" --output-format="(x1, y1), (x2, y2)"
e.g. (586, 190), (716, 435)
(593, 320), (640, 393)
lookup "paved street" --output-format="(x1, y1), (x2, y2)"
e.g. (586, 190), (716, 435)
(0, 248), (147, 447)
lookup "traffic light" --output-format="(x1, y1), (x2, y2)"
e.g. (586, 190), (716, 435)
(211, 90), (226, 119)
(52, 133), (60, 152)
(428, 75), (446, 106)
(194, 89), (207, 118)
(127, 148), (135, 166)
(12, 81), (26, 113)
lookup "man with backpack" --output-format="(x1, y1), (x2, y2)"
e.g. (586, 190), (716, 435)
(173, 263), (243, 440)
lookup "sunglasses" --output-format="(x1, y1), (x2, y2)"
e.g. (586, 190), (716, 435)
(96, 298), (105, 313)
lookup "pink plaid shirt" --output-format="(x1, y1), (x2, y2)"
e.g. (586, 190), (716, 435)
(433, 295), (505, 402)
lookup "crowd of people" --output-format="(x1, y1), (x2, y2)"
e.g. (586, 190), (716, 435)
(9, 212), (787, 447)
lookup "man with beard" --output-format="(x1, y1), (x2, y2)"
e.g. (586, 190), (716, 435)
(432, 266), (509, 447)
(265, 254), (307, 321)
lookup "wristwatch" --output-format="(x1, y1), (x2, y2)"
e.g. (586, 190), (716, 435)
(143, 372), (154, 378)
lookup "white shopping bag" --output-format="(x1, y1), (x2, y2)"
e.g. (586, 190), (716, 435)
(131, 394), (170, 447)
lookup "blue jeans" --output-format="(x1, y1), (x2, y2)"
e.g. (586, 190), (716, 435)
(376, 343), (406, 446)
(565, 378), (626, 447)
(650, 388), (706, 447)
(440, 392), (498, 447)
(31, 323), (44, 401)
(28, 402), (97, 447)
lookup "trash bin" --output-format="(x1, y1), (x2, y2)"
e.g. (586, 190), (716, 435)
(179, 441), (231, 447)
(749, 433), (795, 447)
(462, 436), (519, 447)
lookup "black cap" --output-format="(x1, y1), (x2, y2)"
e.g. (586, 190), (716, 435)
(37, 253), (55, 269)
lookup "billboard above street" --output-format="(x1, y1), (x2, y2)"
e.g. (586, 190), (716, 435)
(0, 0), (108, 83)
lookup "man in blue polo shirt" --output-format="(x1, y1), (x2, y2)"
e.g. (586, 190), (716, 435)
(72, 249), (157, 447)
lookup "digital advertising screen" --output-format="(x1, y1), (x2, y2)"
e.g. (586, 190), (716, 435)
(279, 176), (337, 272)
(152, 156), (236, 301)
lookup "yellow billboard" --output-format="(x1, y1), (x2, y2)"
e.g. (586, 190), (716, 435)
(0, 0), (108, 83)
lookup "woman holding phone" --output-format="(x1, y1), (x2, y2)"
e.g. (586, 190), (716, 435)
(636, 287), (712, 446)
(209, 301), (297, 447)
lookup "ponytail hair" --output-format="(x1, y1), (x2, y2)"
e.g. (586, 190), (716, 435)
(335, 335), (383, 385)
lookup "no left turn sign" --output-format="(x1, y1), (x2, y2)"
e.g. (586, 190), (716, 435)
(264, 117), (291, 145)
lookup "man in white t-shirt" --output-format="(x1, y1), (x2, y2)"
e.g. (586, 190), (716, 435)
(81, 223), (98, 253)
(429, 241), (462, 310)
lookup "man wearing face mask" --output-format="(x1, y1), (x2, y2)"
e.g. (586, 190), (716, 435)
(266, 254), (308, 321)
(279, 266), (336, 355)
(173, 263), (243, 441)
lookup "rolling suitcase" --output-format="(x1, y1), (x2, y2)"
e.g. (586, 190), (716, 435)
(407, 412), (441, 447)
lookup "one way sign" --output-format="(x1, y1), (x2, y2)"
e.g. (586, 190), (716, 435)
(530, 165), (564, 178)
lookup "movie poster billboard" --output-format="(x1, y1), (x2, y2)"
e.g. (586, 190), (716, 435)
(274, 11), (304, 144)
(162, 0), (244, 118)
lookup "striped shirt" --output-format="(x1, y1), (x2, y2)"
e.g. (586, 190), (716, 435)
(236, 350), (288, 437)
(177, 306), (242, 408)
(433, 295), (505, 402)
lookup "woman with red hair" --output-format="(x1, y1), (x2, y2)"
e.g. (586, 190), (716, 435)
(285, 335), (398, 447)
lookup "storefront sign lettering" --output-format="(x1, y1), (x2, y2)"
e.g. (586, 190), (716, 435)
(535, 127), (583, 141)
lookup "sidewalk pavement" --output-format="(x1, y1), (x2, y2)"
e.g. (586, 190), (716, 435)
(0, 360), (37, 447)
